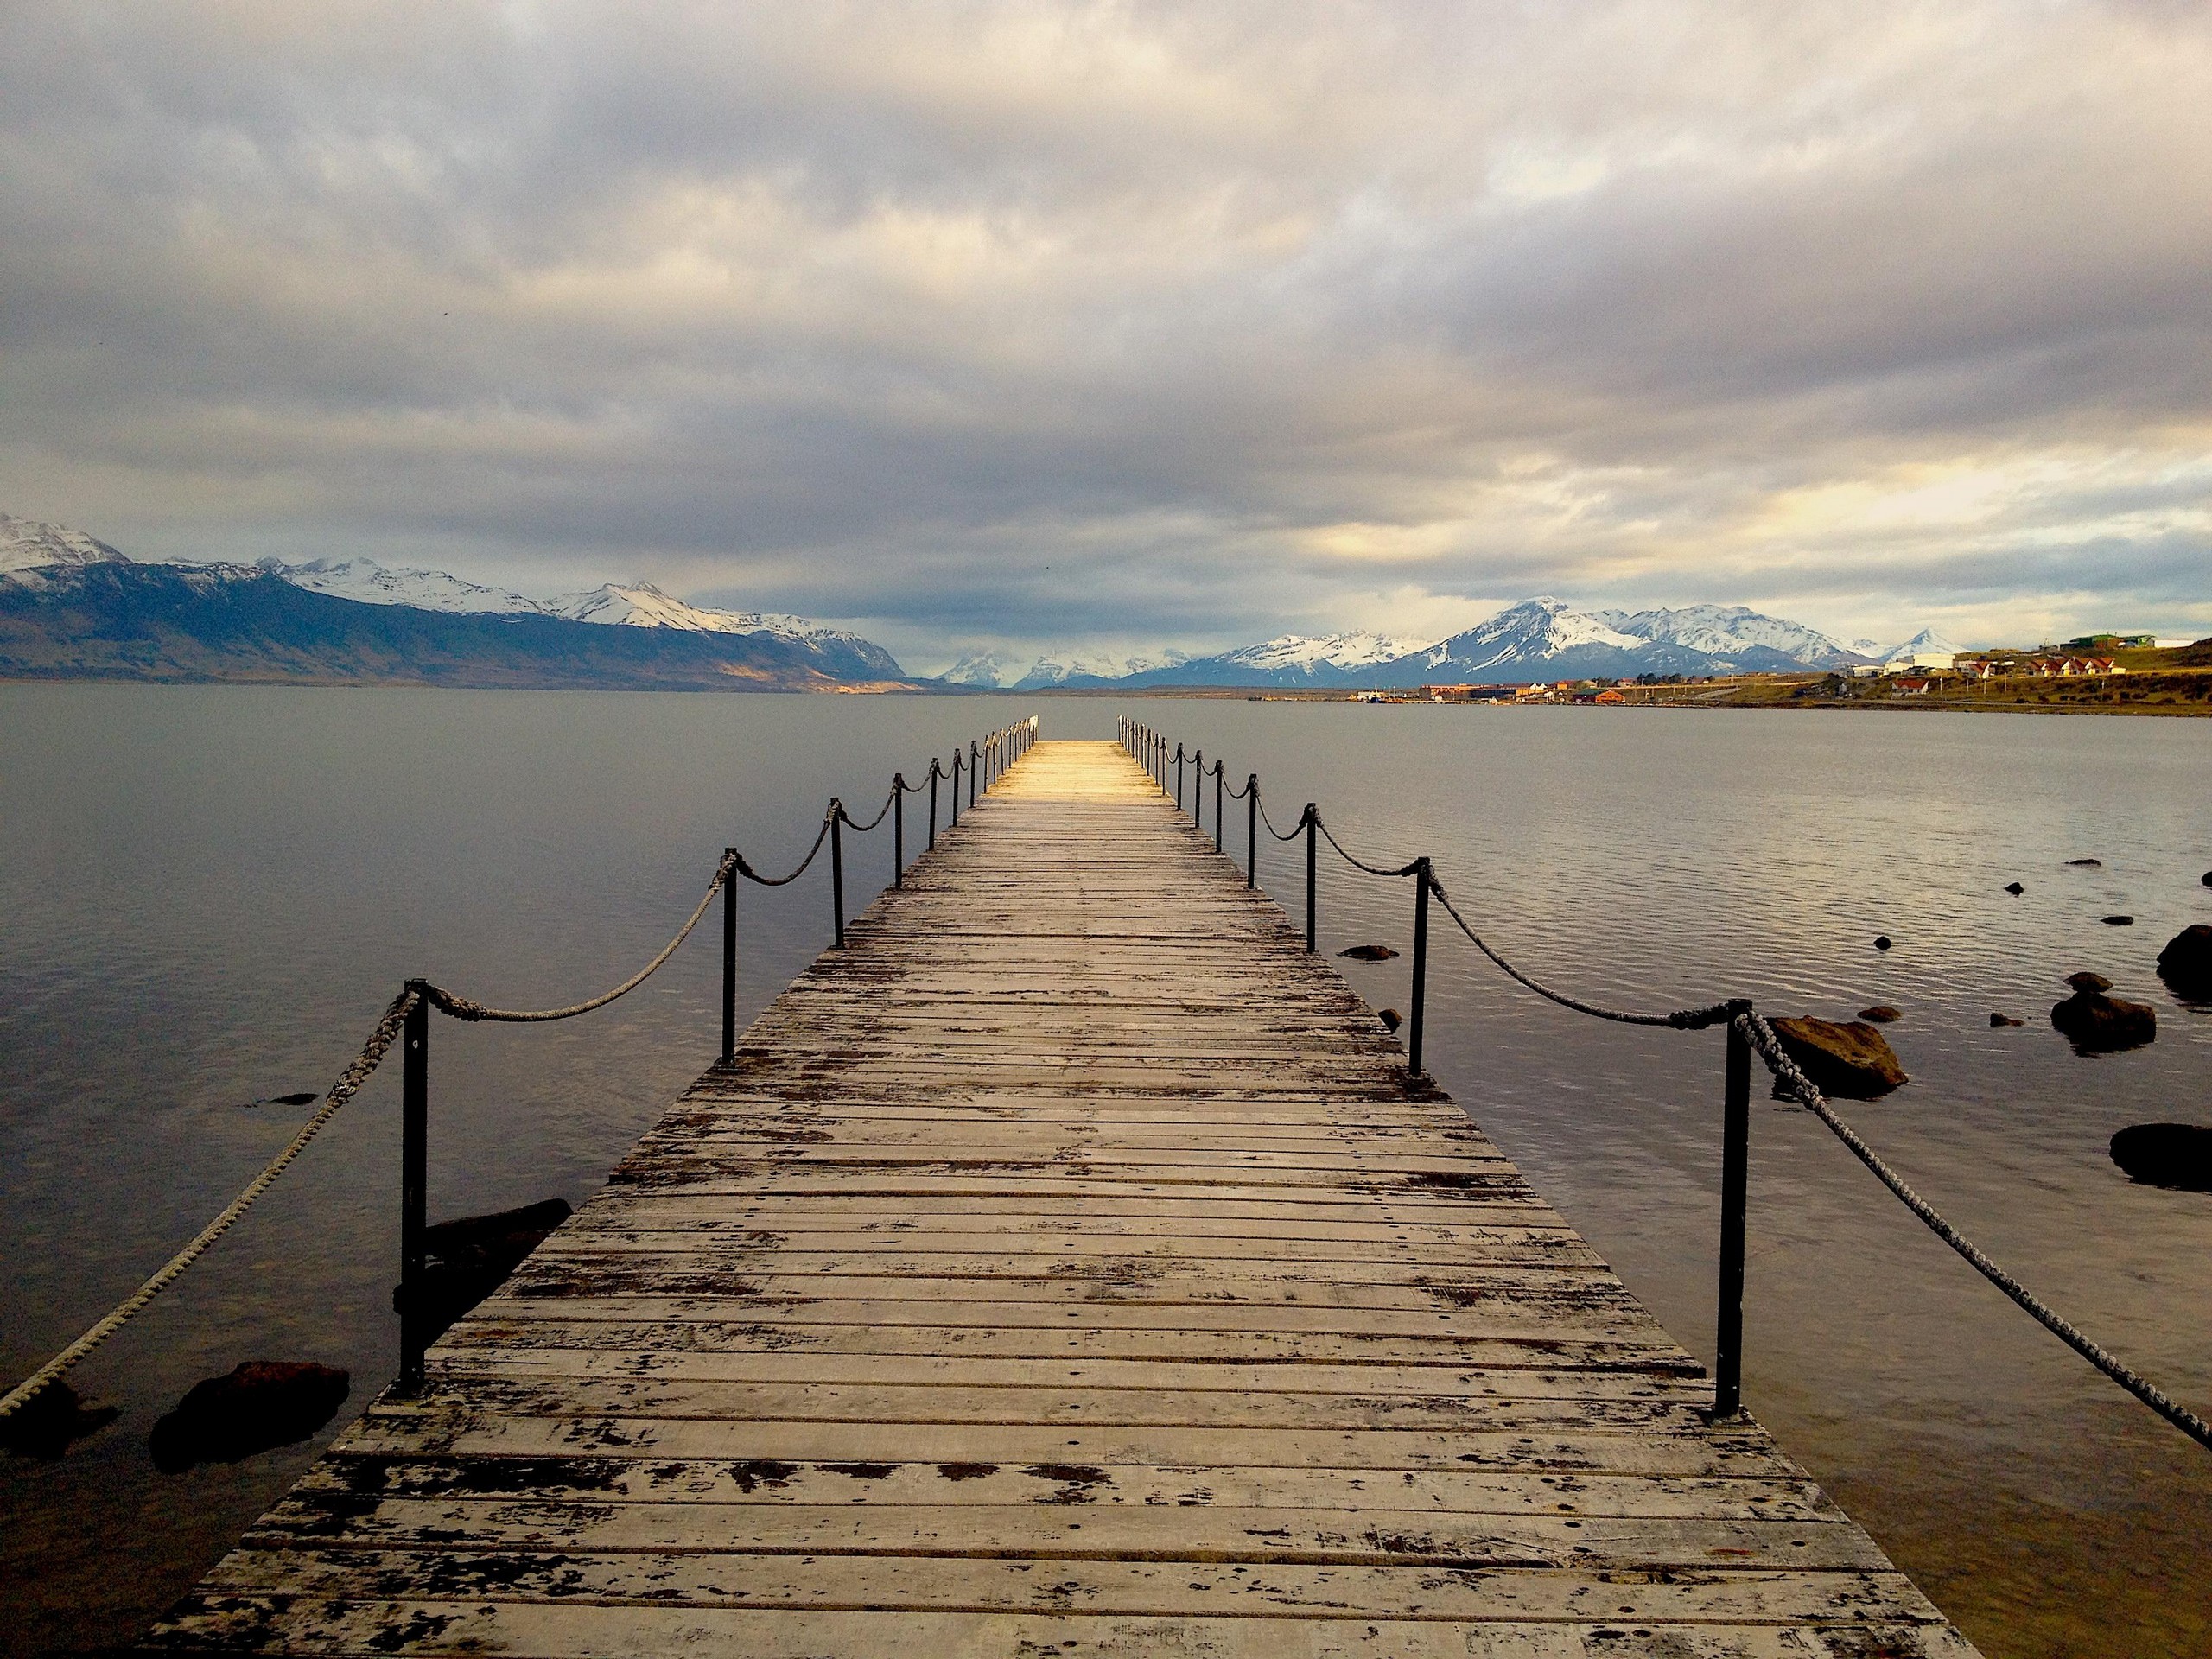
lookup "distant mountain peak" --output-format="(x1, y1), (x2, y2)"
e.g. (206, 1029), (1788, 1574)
(1, 514), (133, 577)
(941, 651), (1016, 688)
(267, 556), (543, 616)
(1882, 626), (1964, 659)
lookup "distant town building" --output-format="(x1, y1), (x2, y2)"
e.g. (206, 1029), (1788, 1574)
(2063, 633), (2156, 650)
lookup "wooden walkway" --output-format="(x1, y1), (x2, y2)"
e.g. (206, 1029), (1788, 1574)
(149, 741), (1977, 1657)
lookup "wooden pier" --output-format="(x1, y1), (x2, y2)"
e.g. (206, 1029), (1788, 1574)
(149, 740), (1977, 1656)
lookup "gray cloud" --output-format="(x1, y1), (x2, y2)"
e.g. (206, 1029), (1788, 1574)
(2, 0), (2208, 663)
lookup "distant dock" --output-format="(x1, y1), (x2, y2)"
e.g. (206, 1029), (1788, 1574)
(145, 740), (1976, 1656)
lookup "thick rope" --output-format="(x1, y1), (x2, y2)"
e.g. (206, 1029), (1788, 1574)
(1737, 1008), (2212, 1452)
(1313, 811), (1423, 879)
(0, 986), (420, 1421)
(1258, 797), (1310, 842)
(839, 788), (897, 835)
(736, 812), (836, 887)
(1427, 874), (1738, 1031)
(425, 855), (734, 1023)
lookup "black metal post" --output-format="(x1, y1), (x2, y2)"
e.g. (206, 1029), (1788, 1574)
(950, 753), (961, 826)
(1408, 860), (1431, 1079)
(1175, 746), (1185, 810)
(969, 743), (978, 807)
(1213, 765), (1224, 853)
(1304, 806), (1317, 951)
(1245, 776), (1257, 889)
(893, 777), (905, 888)
(1715, 1018), (1751, 1420)
(398, 984), (429, 1392)
(830, 804), (846, 947)
(929, 762), (940, 849)
(721, 853), (737, 1064)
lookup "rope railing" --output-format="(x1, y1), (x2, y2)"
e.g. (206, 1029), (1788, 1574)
(1116, 715), (2211, 1452)
(1, 715), (1039, 1423)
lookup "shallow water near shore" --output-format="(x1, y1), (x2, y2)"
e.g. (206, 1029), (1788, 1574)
(3, 685), (2209, 1658)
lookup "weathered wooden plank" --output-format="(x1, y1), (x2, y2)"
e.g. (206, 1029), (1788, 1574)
(139, 739), (1974, 1657)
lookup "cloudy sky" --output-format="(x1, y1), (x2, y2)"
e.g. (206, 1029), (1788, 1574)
(3, 1), (2208, 669)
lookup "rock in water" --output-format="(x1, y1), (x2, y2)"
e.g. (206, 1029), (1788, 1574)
(2005, 881), (2024, 896)
(1990, 1013), (2024, 1027)
(1377, 1007), (1402, 1032)
(1858, 1005), (1902, 1023)
(2102, 915), (2134, 926)
(2068, 858), (2103, 868)
(1873, 936), (1892, 951)
(2156, 924), (2212, 1001)
(2050, 973), (2157, 1053)
(1339, 944), (1396, 962)
(149, 1361), (349, 1472)
(393, 1198), (574, 1341)
(1768, 1017), (1908, 1098)
(0, 1380), (119, 1460)
(2110, 1124), (2212, 1192)
(2202, 871), (2211, 887)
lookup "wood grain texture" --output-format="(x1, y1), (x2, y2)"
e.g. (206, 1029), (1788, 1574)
(141, 740), (1978, 1657)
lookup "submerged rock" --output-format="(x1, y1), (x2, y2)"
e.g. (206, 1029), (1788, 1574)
(1990, 1013), (2024, 1027)
(0, 1380), (118, 1460)
(2110, 1124), (2212, 1192)
(2050, 974), (2157, 1053)
(2156, 925), (2212, 1001)
(2102, 915), (2134, 926)
(2068, 858), (2103, 868)
(1858, 1005), (1902, 1023)
(2005, 881), (2024, 896)
(1339, 944), (1396, 962)
(149, 1361), (349, 1472)
(394, 1198), (574, 1340)
(1768, 1017), (1907, 1099)
(1873, 936), (1893, 951)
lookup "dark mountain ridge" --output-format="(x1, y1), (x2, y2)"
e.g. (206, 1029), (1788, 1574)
(0, 562), (914, 690)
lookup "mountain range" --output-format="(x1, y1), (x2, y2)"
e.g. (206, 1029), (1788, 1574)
(966, 601), (1939, 690)
(5, 512), (1955, 692)
(0, 516), (911, 690)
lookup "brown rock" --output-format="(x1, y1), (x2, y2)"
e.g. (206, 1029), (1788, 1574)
(2102, 915), (2134, 926)
(2004, 881), (2024, 895)
(149, 1360), (349, 1472)
(2110, 1124), (2212, 1192)
(1768, 1017), (1908, 1098)
(2050, 978), (2157, 1053)
(1339, 944), (1396, 962)
(2068, 857), (2103, 868)
(1858, 1005), (1902, 1023)
(1989, 1013), (2024, 1027)
(1377, 1007), (1402, 1033)
(2156, 924), (2212, 1001)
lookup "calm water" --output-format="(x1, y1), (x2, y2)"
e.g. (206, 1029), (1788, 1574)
(3, 686), (2209, 1657)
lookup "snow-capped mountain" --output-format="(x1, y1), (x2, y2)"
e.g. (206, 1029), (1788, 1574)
(1122, 631), (1425, 688)
(1879, 626), (1964, 661)
(267, 556), (543, 615)
(1, 514), (131, 577)
(1601, 604), (1870, 670)
(940, 652), (1017, 688)
(1376, 598), (1667, 683)
(1014, 650), (1189, 690)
